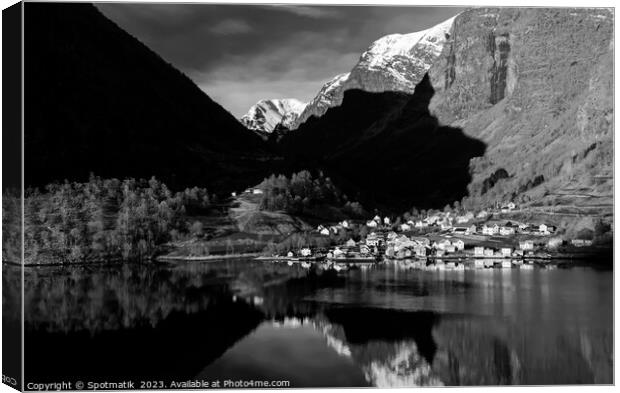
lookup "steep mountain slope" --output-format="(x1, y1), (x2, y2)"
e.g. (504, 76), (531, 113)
(24, 3), (272, 193)
(293, 16), (457, 128)
(427, 8), (613, 212)
(280, 75), (486, 210)
(284, 8), (612, 215)
(293, 73), (350, 129)
(241, 99), (306, 136)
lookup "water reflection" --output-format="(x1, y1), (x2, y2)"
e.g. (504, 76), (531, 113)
(8, 258), (612, 386)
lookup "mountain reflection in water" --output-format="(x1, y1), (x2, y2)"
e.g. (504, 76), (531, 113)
(6, 258), (611, 386)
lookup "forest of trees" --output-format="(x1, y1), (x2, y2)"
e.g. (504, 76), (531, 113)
(257, 170), (365, 218)
(3, 176), (212, 264)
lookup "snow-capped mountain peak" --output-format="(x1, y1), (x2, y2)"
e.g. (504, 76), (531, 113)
(361, 16), (456, 71)
(291, 15), (457, 129)
(241, 98), (307, 134)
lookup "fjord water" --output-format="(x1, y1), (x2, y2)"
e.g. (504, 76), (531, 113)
(13, 259), (612, 387)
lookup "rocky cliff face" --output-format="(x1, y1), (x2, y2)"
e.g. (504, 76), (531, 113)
(241, 98), (306, 136)
(427, 8), (613, 212)
(293, 16), (457, 129)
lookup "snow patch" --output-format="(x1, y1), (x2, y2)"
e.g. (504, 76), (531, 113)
(241, 98), (307, 133)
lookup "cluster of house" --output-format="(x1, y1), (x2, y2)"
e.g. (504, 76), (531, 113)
(476, 222), (557, 236)
(365, 210), (558, 238)
(316, 220), (350, 236)
(357, 203), (556, 237)
(365, 215), (391, 228)
(327, 237), (376, 260)
(311, 201), (595, 255)
(334, 231), (469, 259)
(383, 233), (468, 259)
(473, 240), (535, 259)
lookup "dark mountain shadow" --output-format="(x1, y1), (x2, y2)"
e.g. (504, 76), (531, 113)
(25, 298), (264, 383)
(280, 74), (487, 211)
(24, 3), (275, 194)
(323, 307), (439, 365)
(22, 262), (267, 383)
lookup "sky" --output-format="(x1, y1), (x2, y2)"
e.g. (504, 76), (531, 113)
(98, 4), (463, 117)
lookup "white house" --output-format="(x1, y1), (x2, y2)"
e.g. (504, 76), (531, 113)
(501, 247), (512, 257)
(383, 217), (391, 226)
(538, 224), (556, 235)
(287, 251), (294, 257)
(333, 248), (345, 257)
(366, 220), (378, 228)
(456, 212), (474, 224)
(453, 239), (465, 251)
(477, 210), (489, 218)
(482, 225), (499, 236)
(300, 248), (312, 257)
(415, 220), (428, 228)
(474, 246), (485, 256)
(373, 215), (381, 222)
(571, 239), (593, 247)
(440, 221), (453, 230)
(345, 239), (357, 248)
(252, 189), (264, 195)
(434, 239), (452, 250)
(400, 223), (412, 232)
(340, 220), (349, 228)
(499, 226), (516, 236)
(319, 228), (330, 236)
(484, 248), (495, 257)
(414, 246), (427, 257)
(444, 245), (456, 253)
(519, 240), (535, 250)
(427, 215), (441, 224)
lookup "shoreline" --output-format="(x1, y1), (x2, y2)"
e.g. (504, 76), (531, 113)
(155, 252), (262, 262)
(3, 246), (610, 267)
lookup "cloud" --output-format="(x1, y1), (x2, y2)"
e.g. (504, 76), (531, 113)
(196, 45), (360, 116)
(209, 19), (253, 35)
(272, 5), (342, 18)
(97, 4), (464, 116)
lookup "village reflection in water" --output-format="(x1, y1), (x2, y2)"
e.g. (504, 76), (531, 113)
(5, 258), (611, 386)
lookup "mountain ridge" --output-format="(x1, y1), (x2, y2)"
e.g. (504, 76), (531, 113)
(241, 98), (306, 136)
(292, 15), (458, 129)
(24, 2), (274, 193)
